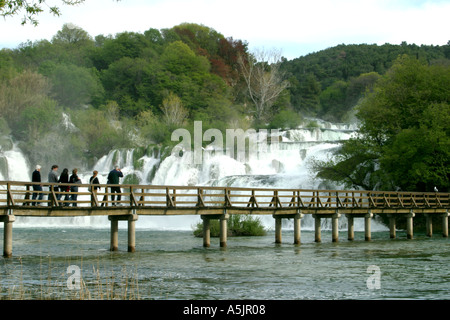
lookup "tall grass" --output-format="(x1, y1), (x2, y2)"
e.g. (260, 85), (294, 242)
(0, 255), (143, 300)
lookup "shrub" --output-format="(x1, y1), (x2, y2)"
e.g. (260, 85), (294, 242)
(193, 214), (266, 237)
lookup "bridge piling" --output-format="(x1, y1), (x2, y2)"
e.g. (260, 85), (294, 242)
(425, 214), (433, 237)
(128, 212), (138, 253)
(313, 215), (321, 243)
(201, 216), (211, 247)
(220, 213), (229, 248)
(293, 212), (303, 244)
(1, 214), (15, 258)
(365, 212), (373, 241)
(347, 215), (354, 241)
(406, 211), (415, 239)
(110, 218), (119, 251)
(108, 212), (138, 252)
(332, 212), (340, 242)
(442, 212), (449, 238)
(388, 214), (396, 239)
(275, 217), (282, 244)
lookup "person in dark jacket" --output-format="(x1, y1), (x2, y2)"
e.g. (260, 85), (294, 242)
(90, 170), (100, 191)
(48, 165), (60, 203)
(90, 170), (101, 204)
(31, 165), (43, 206)
(107, 166), (123, 206)
(69, 168), (81, 207)
(58, 168), (70, 207)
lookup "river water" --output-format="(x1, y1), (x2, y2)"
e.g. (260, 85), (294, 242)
(1, 225), (448, 300)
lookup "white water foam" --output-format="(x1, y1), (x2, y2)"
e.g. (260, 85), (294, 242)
(2, 120), (387, 232)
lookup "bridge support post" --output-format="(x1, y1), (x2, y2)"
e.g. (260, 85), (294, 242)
(293, 212), (303, 245)
(127, 211), (138, 253)
(365, 211), (373, 241)
(275, 217), (282, 244)
(108, 212), (138, 252)
(425, 214), (433, 237)
(406, 211), (415, 240)
(346, 215), (354, 241)
(220, 213), (229, 248)
(388, 214), (396, 239)
(201, 216), (211, 248)
(1, 214), (15, 258)
(442, 211), (449, 238)
(332, 211), (341, 242)
(110, 219), (119, 251)
(313, 215), (321, 243)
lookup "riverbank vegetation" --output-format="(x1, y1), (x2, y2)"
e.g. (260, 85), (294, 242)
(312, 55), (450, 193)
(192, 215), (266, 238)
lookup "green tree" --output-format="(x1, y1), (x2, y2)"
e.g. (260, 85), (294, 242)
(16, 98), (62, 141)
(71, 106), (131, 159)
(160, 40), (210, 75)
(45, 63), (104, 108)
(0, 70), (51, 129)
(52, 23), (93, 44)
(297, 73), (321, 114)
(0, 49), (16, 81)
(101, 57), (150, 116)
(314, 55), (450, 192)
(96, 31), (150, 68)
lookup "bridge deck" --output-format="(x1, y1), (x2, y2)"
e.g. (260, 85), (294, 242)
(1, 181), (449, 216)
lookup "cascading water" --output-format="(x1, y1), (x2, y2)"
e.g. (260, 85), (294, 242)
(1, 119), (388, 232)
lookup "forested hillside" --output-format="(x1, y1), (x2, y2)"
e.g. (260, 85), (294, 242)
(0, 22), (448, 173)
(0, 23), (255, 167)
(282, 42), (450, 121)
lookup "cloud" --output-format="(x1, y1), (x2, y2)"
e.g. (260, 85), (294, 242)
(1, 0), (448, 59)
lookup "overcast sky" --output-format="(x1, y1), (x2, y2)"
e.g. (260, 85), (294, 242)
(1, 0), (449, 60)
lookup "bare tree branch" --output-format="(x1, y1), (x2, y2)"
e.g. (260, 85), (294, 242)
(1, 0), (120, 26)
(238, 48), (289, 122)
(160, 92), (189, 127)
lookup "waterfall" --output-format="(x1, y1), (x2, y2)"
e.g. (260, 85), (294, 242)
(0, 144), (31, 181)
(1, 119), (388, 232)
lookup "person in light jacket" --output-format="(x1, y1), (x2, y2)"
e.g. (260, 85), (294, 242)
(48, 165), (60, 203)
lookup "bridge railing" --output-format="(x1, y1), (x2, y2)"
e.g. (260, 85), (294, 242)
(0, 181), (449, 210)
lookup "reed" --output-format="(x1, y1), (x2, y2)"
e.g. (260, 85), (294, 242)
(0, 254), (143, 300)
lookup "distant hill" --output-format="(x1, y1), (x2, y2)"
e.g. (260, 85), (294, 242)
(281, 42), (450, 121)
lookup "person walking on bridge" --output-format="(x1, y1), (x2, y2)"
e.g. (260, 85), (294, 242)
(69, 168), (81, 207)
(107, 166), (123, 206)
(48, 165), (60, 204)
(58, 168), (70, 207)
(31, 165), (43, 206)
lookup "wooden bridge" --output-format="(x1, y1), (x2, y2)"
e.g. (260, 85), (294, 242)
(1, 181), (449, 257)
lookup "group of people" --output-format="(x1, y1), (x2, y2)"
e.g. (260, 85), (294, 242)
(31, 165), (124, 207)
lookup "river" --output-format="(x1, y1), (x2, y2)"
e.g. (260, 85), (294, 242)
(1, 227), (448, 300)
